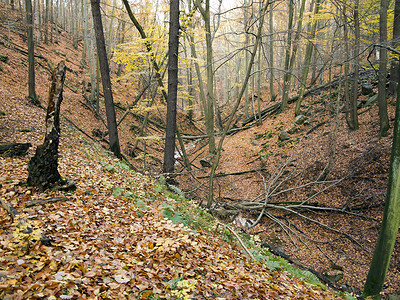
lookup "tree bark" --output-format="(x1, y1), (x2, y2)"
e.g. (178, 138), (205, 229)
(363, 62), (400, 298)
(295, 0), (320, 116)
(389, 0), (400, 96)
(348, 0), (359, 130)
(90, 0), (121, 158)
(378, 0), (390, 136)
(281, 0), (306, 112)
(280, 0), (294, 112)
(163, 0), (180, 176)
(25, 0), (39, 105)
(195, 0), (216, 153)
(268, 7), (275, 100)
(27, 61), (66, 189)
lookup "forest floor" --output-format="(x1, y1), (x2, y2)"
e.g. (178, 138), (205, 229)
(0, 2), (399, 299)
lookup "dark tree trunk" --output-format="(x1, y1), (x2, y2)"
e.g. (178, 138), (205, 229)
(27, 61), (66, 189)
(25, 0), (39, 105)
(90, 0), (121, 158)
(389, 0), (400, 96)
(378, 0), (390, 136)
(163, 0), (180, 176)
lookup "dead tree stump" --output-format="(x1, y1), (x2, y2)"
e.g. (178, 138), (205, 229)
(27, 61), (66, 189)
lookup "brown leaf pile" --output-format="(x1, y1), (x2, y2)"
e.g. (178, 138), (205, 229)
(0, 136), (340, 299)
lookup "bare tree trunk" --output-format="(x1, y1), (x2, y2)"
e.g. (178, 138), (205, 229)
(163, 0), (180, 177)
(25, 0), (39, 105)
(34, 0), (41, 44)
(389, 0), (400, 96)
(348, 0), (359, 130)
(90, 0), (121, 158)
(244, 0), (250, 118)
(281, 0), (306, 112)
(280, 0), (294, 112)
(295, 0), (320, 115)
(269, 6), (275, 99)
(378, 0), (390, 136)
(363, 63), (400, 298)
(44, 0), (49, 43)
(27, 61), (66, 188)
(195, 0), (216, 153)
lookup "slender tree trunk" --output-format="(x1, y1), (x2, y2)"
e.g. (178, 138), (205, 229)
(348, 0), (359, 130)
(244, 0), (250, 118)
(257, 19), (262, 125)
(280, 0), (294, 112)
(378, 0), (390, 136)
(116, 19), (125, 77)
(184, 41), (194, 121)
(44, 0), (49, 43)
(34, 0), (41, 44)
(269, 6), (275, 99)
(186, 0), (207, 118)
(81, 0), (88, 67)
(25, 0), (39, 105)
(163, 0), (180, 177)
(90, 0), (121, 158)
(389, 0), (400, 96)
(195, 0), (216, 153)
(281, 0), (306, 111)
(343, 6), (351, 127)
(295, 0), (320, 115)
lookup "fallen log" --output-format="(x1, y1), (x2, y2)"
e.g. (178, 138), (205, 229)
(25, 196), (70, 208)
(0, 143), (31, 156)
(197, 169), (263, 179)
(242, 78), (342, 126)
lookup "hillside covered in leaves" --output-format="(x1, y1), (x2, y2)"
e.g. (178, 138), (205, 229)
(0, 3), (351, 299)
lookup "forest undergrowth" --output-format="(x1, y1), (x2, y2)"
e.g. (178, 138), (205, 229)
(0, 2), (399, 298)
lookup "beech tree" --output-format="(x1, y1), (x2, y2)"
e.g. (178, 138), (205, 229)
(194, 0), (216, 154)
(378, 0), (389, 136)
(163, 0), (180, 176)
(25, 0), (39, 105)
(363, 52), (400, 298)
(90, 0), (121, 158)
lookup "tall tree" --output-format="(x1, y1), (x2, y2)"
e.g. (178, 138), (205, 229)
(163, 0), (180, 177)
(90, 0), (121, 158)
(25, 0), (39, 105)
(295, 0), (320, 115)
(194, 0), (216, 154)
(280, 0), (294, 112)
(348, 0), (359, 130)
(281, 0), (307, 112)
(268, 6), (275, 100)
(122, 0), (191, 171)
(363, 57), (400, 298)
(378, 0), (390, 136)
